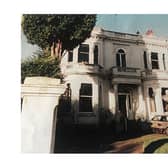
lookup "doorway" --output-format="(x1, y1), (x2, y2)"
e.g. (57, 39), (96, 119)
(118, 94), (131, 118)
(118, 95), (127, 117)
(118, 93), (132, 133)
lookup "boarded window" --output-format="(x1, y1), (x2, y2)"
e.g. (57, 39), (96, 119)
(151, 52), (159, 69)
(94, 45), (98, 65)
(78, 44), (89, 63)
(79, 83), (93, 112)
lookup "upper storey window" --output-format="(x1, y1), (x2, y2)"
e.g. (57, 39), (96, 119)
(94, 45), (98, 65)
(78, 44), (89, 63)
(143, 51), (148, 69)
(116, 49), (126, 68)
(151, 52), (159, 69)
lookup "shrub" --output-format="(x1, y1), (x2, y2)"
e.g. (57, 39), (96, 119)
(21, 56), (61, 83)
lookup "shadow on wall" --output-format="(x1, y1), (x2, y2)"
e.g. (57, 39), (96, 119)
(144, 138), (168, 153)
(54, 31), (157, 152)
(54, 121), (152, 153)
(54, 96), (152, 153)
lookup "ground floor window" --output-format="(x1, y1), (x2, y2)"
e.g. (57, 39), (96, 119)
(162, 88), (168, 112)
(149, 88), (156, 112)
(79, 83), (93, 112)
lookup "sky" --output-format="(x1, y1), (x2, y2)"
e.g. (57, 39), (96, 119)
(22, 14), (168, 59)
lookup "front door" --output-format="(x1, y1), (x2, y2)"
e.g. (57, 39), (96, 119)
(118, 94), (131, 132)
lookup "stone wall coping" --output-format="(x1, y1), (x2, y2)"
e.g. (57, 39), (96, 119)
(21, 77), (65, 97)
(24, 77), (61, 85)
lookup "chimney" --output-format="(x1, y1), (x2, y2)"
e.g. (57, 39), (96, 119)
(146, 29), (154, 36)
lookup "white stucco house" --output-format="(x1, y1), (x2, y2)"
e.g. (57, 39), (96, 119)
(60, 27), (168, 126)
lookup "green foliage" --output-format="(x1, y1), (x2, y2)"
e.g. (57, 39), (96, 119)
(144, 136), (168, 153)
(21, 55), (61, 83)
(22, 14), (96, 51)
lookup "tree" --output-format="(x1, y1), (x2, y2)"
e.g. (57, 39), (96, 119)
(22, 14), (96, 58)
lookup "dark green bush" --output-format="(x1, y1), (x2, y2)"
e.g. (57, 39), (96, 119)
(21, 56), (61, 83)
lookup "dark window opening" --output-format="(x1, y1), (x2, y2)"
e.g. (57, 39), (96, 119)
(151, 52), (159, 69)
(79, 83), (93, 112)
(94, 45), (98, 65)
(78, 44), (89, 63)
(163, 54), (166, 70)
(116, 49), (126, 68)
(68, 50), (73, 62)
(143, 51), (148, 69)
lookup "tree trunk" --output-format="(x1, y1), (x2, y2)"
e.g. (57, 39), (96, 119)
(50, 40), (62, 59)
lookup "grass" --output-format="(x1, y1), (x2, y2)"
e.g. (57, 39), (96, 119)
(108, 134), (168, 153)
(143, 135), (168, 153)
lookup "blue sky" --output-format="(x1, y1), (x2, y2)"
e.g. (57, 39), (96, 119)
(96, 14), (168, 36)
(22, 14), (168, 59)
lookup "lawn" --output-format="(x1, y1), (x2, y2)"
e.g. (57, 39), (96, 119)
(106, 134), (168, 153)
(143, 135), (168, 153)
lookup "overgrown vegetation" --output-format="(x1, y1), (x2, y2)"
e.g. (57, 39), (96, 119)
(21, 54), (61, 83)
(144, 136), (168, 153)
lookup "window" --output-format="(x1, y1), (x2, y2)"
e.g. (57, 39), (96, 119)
(149, 88), (156, 112)
(163, 54), (166, 70)
(79, 83), (93, 112)
(68, 50), (73, 62)
(78, 44), (89, 63)
(94, 45), (98, 65)
(143, 51), (148, 69)
(151, 52), (159, 69)
(116, 49), (126, 68)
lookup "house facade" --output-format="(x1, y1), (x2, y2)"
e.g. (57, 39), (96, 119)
(60, 27), (168, 126)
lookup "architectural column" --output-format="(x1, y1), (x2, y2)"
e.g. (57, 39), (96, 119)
(155, 87), (164, 114)
(165, 53), (168, 70)
(21, 77), (65, 153)
(158, 53), (164, 71)
(71, 81), (80, 124)
(113, 84), (118, 114)
(89, 43), (94, 64)
(147, 51), (152, 70)
(73, 47), (78, 63)
(136, 85), (145, 119)
(98, 38), (104, 67)
(145, 87), (151, 120)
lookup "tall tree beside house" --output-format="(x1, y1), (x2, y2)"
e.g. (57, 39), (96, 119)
(22, 14), (96, 58)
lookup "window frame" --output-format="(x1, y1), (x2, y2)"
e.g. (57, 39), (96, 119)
(151, 52), (159, 69)
(78, 44), (89, 63)
(79, 83), (93, 113)
(116, 49), (126, 68)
